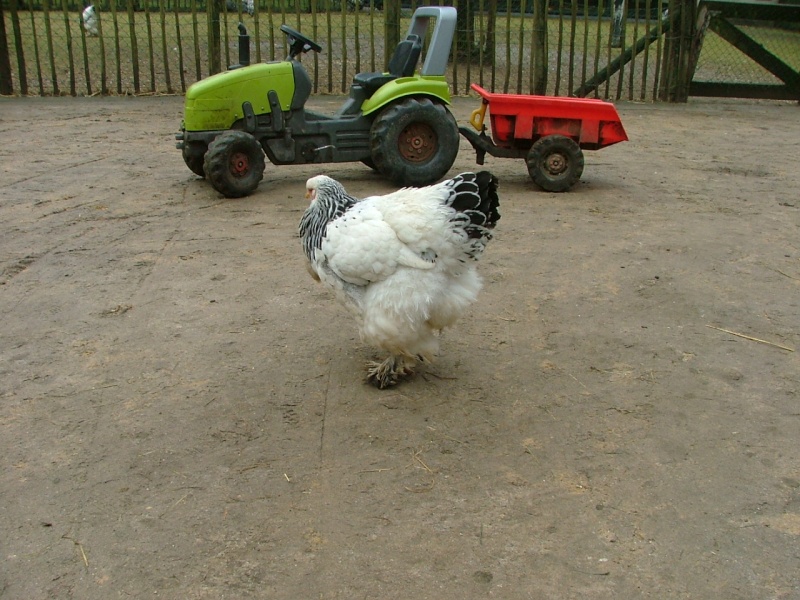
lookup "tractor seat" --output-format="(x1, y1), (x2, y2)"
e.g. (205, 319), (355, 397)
(353, 34), (422, 97)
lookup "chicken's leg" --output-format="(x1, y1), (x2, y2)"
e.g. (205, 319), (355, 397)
(365, 355), (414, 389)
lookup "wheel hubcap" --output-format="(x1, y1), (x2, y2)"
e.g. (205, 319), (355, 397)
(229, 151), (250, 177)
(398, 123), (437, 163)
(544, 152), (568, 176)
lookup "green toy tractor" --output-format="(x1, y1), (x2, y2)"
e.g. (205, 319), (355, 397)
(176, 6), (459, 198)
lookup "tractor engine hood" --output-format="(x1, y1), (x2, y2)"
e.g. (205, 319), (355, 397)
(183, 62), (296, 132)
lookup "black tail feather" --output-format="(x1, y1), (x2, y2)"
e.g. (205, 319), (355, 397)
(444, 171), (501, 259)
(475, 170), (501, 229)
(449, 173), (484, 213)
(446, 171), (501, 234)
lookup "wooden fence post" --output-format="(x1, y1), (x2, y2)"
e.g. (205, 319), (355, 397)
(659, 0), (697, 101)
(485, 0), (496, 67)
(0, 3), (14, 95)
(532, 0), (547, 94)
(8, 0), (29, 95)
(384, 0), (401, 71)
(658, 0), (678, 100)
(676, 0), (697, 99)
(208, 0), (222, 74)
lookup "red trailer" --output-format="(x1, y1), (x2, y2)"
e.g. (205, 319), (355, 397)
(459, 84), (628, 192)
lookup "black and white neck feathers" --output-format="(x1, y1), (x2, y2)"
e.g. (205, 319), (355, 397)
(299, 175), (359, 262)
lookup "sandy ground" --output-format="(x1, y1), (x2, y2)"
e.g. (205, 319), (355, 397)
(0, 94), (799, 599)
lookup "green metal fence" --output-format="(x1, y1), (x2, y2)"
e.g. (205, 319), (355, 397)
(1, 0), (799, 100)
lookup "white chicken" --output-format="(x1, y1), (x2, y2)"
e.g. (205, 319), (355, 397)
(298, 171), (500, 388)
(81, 3), (98, 37)
(227, 0), (255, 15)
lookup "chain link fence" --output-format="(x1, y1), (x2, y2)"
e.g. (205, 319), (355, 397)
(690, 1), (800, 100)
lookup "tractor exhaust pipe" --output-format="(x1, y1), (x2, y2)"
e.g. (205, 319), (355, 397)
(237, 23), (250, 66)
(228, 23), (250, 70)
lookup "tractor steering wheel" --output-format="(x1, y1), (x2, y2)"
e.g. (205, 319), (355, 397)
(280, 24), (322, 59)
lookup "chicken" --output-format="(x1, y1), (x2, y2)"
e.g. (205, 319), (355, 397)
(81, 3), (98, 37)
(298, 171), (500, 388)
(227, 0), (255, 15)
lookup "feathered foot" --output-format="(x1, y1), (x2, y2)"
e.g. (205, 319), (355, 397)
(365, 355), (415, 389)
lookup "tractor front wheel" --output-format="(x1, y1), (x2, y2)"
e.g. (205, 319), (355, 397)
(526, 135), (584, 192)
(204, 131), (265, 198)
(182, 141), (207, 177)
(370, 97), (459, 187)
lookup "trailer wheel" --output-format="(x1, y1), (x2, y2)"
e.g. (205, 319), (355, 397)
(526, 135), (584, 192)
(182, 142), (207, 177)
(204, 131), (265, 198)
(370, 97), (459, 186)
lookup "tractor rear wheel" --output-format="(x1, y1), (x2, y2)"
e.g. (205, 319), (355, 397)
(370, 97), (459, 187)
(526, 135), (584, 192)
(204, 131), (265, 198)
(182, 142), (207, 177)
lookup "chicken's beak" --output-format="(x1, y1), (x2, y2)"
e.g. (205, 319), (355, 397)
(305, 189), (315, 201)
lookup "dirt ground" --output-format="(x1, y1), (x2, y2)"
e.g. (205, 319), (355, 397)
(0, 94), (798, 599)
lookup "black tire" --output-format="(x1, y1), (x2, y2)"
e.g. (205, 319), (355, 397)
(203, 131), (265, 198)
(526, 135), (584, 192)
(370, 97), (459, 187)
(361, 156), (378, 171)
(182, 142), (207, 177)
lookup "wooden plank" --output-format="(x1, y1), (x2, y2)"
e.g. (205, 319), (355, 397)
(690, 81), (799, 101)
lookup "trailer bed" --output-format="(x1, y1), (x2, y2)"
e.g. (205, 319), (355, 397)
(459, 84), (629, 191)
(468, 84), (628, 151)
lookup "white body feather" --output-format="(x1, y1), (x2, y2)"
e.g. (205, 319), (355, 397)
(307, 179), (488, 364)
(82, 5), (98, 36)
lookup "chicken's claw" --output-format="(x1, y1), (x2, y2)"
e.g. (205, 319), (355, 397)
(365, 356), (414, 389)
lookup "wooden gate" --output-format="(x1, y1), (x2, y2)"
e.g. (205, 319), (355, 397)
(690, 0), (800, 101)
